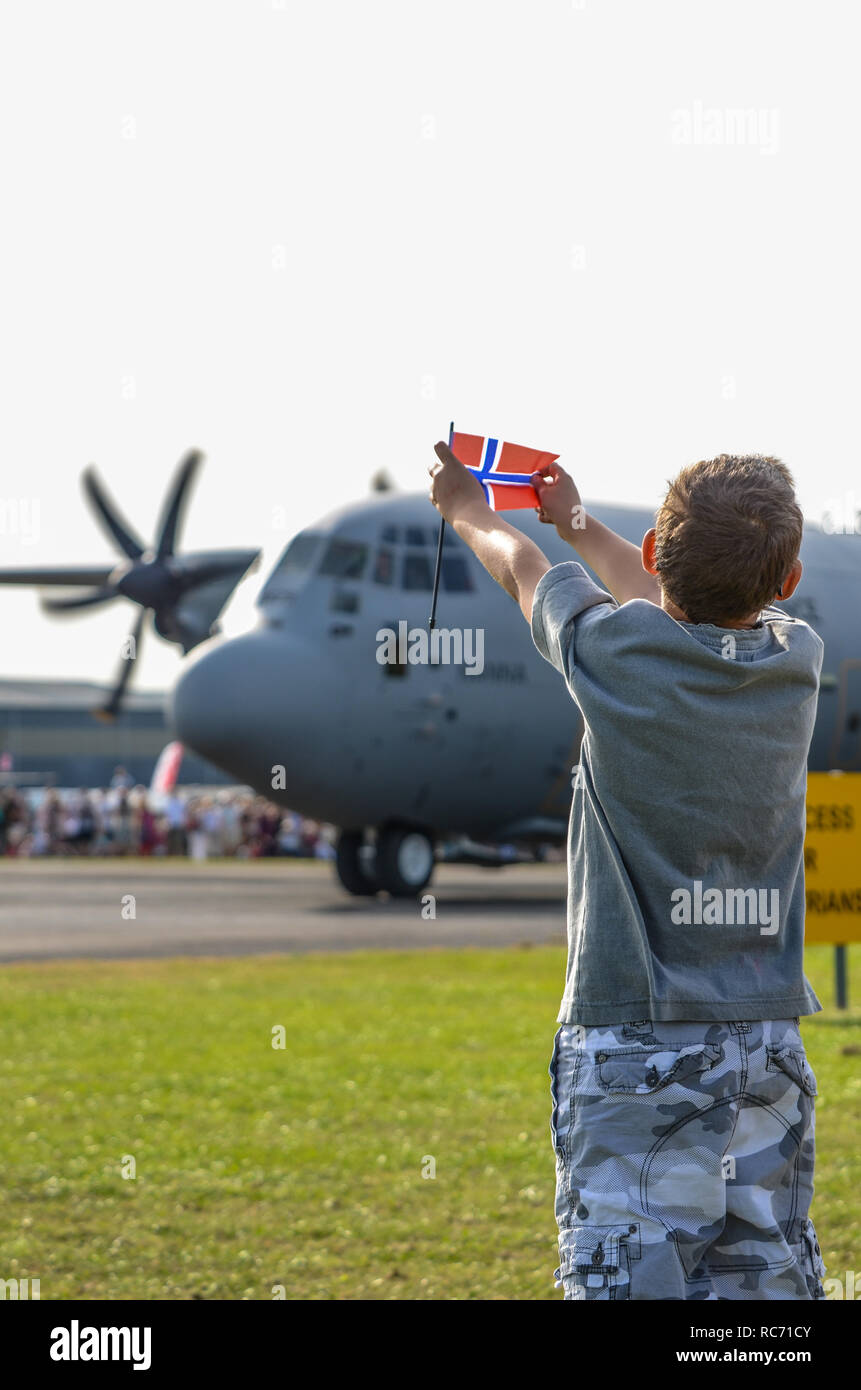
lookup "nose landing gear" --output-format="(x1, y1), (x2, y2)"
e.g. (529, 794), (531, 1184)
(335, 826), (435, 898)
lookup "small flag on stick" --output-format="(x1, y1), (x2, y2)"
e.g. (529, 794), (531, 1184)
(428, 427), (559, 630)
(451, 432), (559, 511)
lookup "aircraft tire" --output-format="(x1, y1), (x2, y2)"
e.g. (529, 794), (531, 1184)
(335, 831), (379, 896)
(376, 827), (435, 897)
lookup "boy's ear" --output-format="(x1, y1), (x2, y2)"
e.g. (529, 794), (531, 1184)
(641, 528), (659, 576)
(776, 558), (803, 601)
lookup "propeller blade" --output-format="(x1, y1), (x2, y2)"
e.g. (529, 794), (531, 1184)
(41, 586), (120, 614)
(82, 466), (146, 560)
(155, 449), (203, 560)
(0, 567), (115, 587)
(98, 608), (147, 720)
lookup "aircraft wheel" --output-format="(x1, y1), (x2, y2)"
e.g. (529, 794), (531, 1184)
(335, 831), (379, 896)
(376, 827), (435, 896)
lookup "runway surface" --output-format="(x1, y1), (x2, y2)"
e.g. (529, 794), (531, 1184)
(0, 859), (567, 961)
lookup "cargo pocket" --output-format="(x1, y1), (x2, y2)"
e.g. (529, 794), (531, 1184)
(595, 1042), (722, 1095)
(555, 1224), (641, 1300)
(766, 1045), (818, 1096)
(798, 1217), (827, 1299)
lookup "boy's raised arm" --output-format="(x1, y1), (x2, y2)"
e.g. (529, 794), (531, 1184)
(531, 462), (661, 606)
(429, 442), (552, 624)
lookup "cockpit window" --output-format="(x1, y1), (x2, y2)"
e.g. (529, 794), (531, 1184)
(373, 547), (395, 585)
(319, 539), (368, 580)
(280, 532), (320, 575)
(259, 531), (322, 600)
(261, 523), (471, 603)
(403, 553), (433, 590)
(441, 554), (474, 592)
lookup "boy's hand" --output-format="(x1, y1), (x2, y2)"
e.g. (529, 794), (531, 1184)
(429, 441), (488, 523)
(531, 461), (583, 534)
(532, 459), (661, 605)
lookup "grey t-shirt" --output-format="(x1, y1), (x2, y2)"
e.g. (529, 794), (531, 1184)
(531, 561), (824, 1025)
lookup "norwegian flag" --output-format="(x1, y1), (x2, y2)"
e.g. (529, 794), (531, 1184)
(451, 431), (559, 511)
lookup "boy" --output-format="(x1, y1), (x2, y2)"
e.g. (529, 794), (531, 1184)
(429, 442), (826, 1301)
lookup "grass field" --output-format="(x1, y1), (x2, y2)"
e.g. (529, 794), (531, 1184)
(1, 943), (859, 1300)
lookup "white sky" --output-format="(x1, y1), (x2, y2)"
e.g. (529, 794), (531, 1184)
(0, 0), (858, 689)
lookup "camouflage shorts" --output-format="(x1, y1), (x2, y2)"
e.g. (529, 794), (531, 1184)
(549, 1017), (827, 1300)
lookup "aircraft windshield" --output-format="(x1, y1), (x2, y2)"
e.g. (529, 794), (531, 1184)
(261, 525), (475, 603)
(319, 539), (369, 580)
(259, 531), (323, 600)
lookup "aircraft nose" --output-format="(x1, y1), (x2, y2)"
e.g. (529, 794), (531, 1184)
(169, 631), (289, 783)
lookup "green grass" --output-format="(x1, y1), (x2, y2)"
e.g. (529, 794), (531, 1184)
(0, 944), (858, 1300)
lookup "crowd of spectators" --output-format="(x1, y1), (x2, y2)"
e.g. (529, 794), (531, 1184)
(0, 767), (335, 860)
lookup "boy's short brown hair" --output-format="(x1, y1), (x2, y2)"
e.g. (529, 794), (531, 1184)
(656, 455), (806, 625)
(653, 454), (803, 625)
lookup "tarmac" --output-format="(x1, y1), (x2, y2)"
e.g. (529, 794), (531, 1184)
(0, 858), (567, 961)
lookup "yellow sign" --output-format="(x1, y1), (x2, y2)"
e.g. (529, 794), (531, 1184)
(804, 772), (861, 944)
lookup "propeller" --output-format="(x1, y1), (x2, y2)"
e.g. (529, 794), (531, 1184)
(0, 449), (260, 719)
(94, 607), (147, 722)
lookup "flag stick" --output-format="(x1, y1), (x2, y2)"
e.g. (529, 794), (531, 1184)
(428, 420), (453, 631)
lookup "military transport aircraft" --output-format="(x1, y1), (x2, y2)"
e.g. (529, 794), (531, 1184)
(1, 452), (859, 897)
